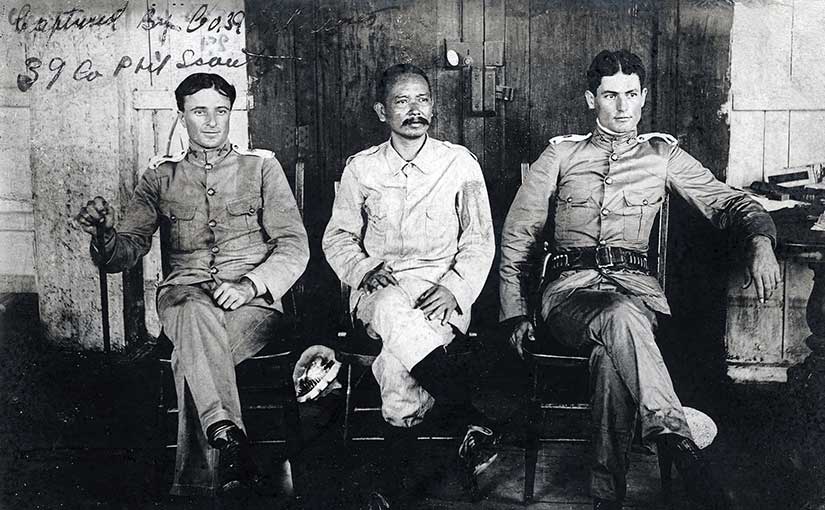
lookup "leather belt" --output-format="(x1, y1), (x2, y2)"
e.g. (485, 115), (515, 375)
(545, 246), (650, 274)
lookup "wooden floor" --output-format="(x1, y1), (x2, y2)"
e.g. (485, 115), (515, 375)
(0, 295), (815, 509)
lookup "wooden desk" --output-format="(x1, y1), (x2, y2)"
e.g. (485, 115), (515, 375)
(724, 207), (825, 382)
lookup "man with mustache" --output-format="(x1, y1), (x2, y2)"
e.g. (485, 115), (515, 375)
(499, 50), (779, 509)
(75, 73), (309, 497)
(323, 63), (498, 509)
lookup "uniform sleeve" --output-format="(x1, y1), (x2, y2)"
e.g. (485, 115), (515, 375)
(666, 145), (776, 245)
(243, 157), (310, 302)
(437, 158), (495, 316)
(322, 163), (383, 289)
(498, 144), (561, 321)
(90, 168), (161, 273)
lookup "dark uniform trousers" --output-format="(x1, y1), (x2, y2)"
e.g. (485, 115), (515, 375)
(543, 281), (691, 502)
(158, 283), (281, 496)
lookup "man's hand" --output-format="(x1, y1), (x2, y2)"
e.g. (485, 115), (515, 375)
(360, 264), (398, 293)
(213, 278), (257, 310)
(414, 284), (458, 325)
(75, 196), (116, 237)
(743, 235), (781, 303)
(507, 316), (535, 359)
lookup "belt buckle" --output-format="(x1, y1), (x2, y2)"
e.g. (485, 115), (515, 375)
(595, 246), (615, 269)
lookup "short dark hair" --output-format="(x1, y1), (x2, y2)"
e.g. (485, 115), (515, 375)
(174, 73), (236, 111)
(375, 64), (431, 104)
(586, 50), (646, 94)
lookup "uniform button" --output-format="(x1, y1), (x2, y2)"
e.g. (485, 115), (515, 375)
(211, 246), (220, 254)
(599, 239), (607, 245)
(642, 199), (649, 205)
(209, 266), (218, 274)
(605, 177), (614, 185)
(170, 214), (177, 222)
(566, 197), (573, 203)
(601, 208), (610, 216)
(208, 219), (217, 228)
(610, 153), (619, 161)
(207, 188), (216, 196)
(204, 163), (213, 170)
(248, 207), (256, 215)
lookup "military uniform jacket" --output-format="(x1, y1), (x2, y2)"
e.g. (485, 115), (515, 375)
(323, 136), (495, 333)
(94, 142), (309, 312)
(499, 125), (777, 322)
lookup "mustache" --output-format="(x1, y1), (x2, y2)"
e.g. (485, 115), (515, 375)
(402, 116), (430, 126)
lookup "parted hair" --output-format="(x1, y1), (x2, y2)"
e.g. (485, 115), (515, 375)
(375, 63), (431, 104)
(587, 50), (646, 94)
(175, 73), (236, 111)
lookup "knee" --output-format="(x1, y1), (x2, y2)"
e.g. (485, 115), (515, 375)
(599, 295), (648, 328)
(590, 296), (653, 345)
(370, 286), (412, 321)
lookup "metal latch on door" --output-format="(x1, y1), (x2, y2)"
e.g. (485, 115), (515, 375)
(444, 39), (514, 116)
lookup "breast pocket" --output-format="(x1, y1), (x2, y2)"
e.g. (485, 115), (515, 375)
(621, 190), (664, 242)
(554, 193), (592, 240)
(363, 195), (387, 245)
(425, 207), (455, 239)
(159, 201), (196, 251)
(226, 195), (263, 232)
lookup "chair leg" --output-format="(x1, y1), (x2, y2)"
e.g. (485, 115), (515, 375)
(149, 361), (168, 500)
(524, 366), (540, 504)
(283, 361), (304, 458)
(343, 363), (353, 441)
(657, 439), (674, 494)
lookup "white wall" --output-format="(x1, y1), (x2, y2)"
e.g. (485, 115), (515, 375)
(728, 0), (825, 187)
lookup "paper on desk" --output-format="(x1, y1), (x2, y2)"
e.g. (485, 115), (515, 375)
(812, 210), (825, 231)
(749, 194), (807, 212)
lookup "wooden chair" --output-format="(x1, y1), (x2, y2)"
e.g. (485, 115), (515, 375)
(330, 181), (478, 443)
(153, 161), (306, 497)
(520, 162), (672, 503)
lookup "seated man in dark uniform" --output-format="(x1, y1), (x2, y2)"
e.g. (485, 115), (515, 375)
(499, 50), (780, 510)
(75, 73), (309, 496)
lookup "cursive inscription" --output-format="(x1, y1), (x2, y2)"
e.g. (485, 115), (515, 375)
(8, 2), (128, 40)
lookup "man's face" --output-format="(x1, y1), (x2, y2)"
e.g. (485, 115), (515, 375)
(373, 73), (433, 140)
(585, 72), (647, 134)
(180, 87), (232, 150)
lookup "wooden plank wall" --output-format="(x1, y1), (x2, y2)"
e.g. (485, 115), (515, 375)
(245, 0), (744, 351)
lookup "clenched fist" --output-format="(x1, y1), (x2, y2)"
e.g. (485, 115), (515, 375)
(75, 196), (116, 238)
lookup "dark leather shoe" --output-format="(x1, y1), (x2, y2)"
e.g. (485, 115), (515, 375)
(593, 497), (622, 510)
(215, 427), (260, 494)
(659, 434), (731, 509)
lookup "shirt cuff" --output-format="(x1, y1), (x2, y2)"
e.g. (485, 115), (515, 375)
(89, 231), (117, 266)
(350, 257), (384, 290)
(242, 271), (273, 304)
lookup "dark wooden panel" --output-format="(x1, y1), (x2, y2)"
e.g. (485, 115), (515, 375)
(483, 0), (505, 186)
(435, 0), (462, 144)
(316, 0), (345, 193)
(675, 0), (734, 180)
(462, 0), (486, 167)
(653, 0), (679, 134)
(245, 1), (298, 178)
(503, 0), (531, 186)
(292, 2), (324, 240)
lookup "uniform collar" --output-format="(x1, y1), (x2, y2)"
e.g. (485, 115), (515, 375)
(383, 135), (437, 176)
(591, 120), (639, 151)
(186, 141), (233, 167)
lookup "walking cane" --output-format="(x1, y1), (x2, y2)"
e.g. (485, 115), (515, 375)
(96, 222), (111, 353)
